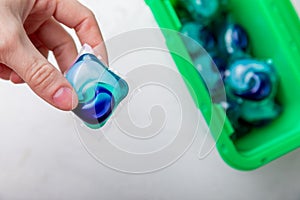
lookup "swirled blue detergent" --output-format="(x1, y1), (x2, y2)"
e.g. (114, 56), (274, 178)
(66, 46), (128, 129)
(178, 0), (281, 136)
(225, 59), (281, 124)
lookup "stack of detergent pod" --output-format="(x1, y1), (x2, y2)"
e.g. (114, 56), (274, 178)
(65, 44), (129, 129)
(178, 0), (281, 138)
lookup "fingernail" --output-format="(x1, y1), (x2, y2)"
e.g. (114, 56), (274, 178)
(53, 87), (78, 110)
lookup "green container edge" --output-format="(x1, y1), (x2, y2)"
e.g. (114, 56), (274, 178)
(145, 0), (300, 170)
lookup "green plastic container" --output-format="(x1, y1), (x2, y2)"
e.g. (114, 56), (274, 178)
(145, 0), (300, 170)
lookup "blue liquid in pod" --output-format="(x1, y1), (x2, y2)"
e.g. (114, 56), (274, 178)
(234, 72), (272, 101)
(73, 83), (115, 125)
(230, 25), (249, 52)
(66, 53), (129, 128)
(224, 24), (249, 54)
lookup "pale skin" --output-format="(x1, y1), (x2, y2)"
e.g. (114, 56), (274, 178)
(0, 0), (107, 111)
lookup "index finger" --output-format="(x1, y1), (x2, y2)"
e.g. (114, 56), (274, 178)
(53, 0), (108, 64)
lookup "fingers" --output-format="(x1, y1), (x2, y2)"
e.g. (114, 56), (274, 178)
(1, 34), (48, 85)
(0, 64), (13, 80)
(10, 71), (24, 84)
(35, 18), (77, 73)
(29, 34), (49, 58)
(0, 64), (24, 84)
(54, 0), (108, 64)
(37, 45), (49, 59)
(0, 25), (78, 111)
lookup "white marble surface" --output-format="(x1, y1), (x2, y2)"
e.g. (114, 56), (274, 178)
(0, 0), (300, 199)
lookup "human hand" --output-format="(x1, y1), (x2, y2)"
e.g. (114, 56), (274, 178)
(0, 0), (107, 110)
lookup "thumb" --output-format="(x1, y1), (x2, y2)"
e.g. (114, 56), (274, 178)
(2, 28), (78, 111)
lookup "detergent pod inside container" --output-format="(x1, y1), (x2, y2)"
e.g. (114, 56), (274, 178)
(65, 44), (129, 129)
(145, 0), (300, 170)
